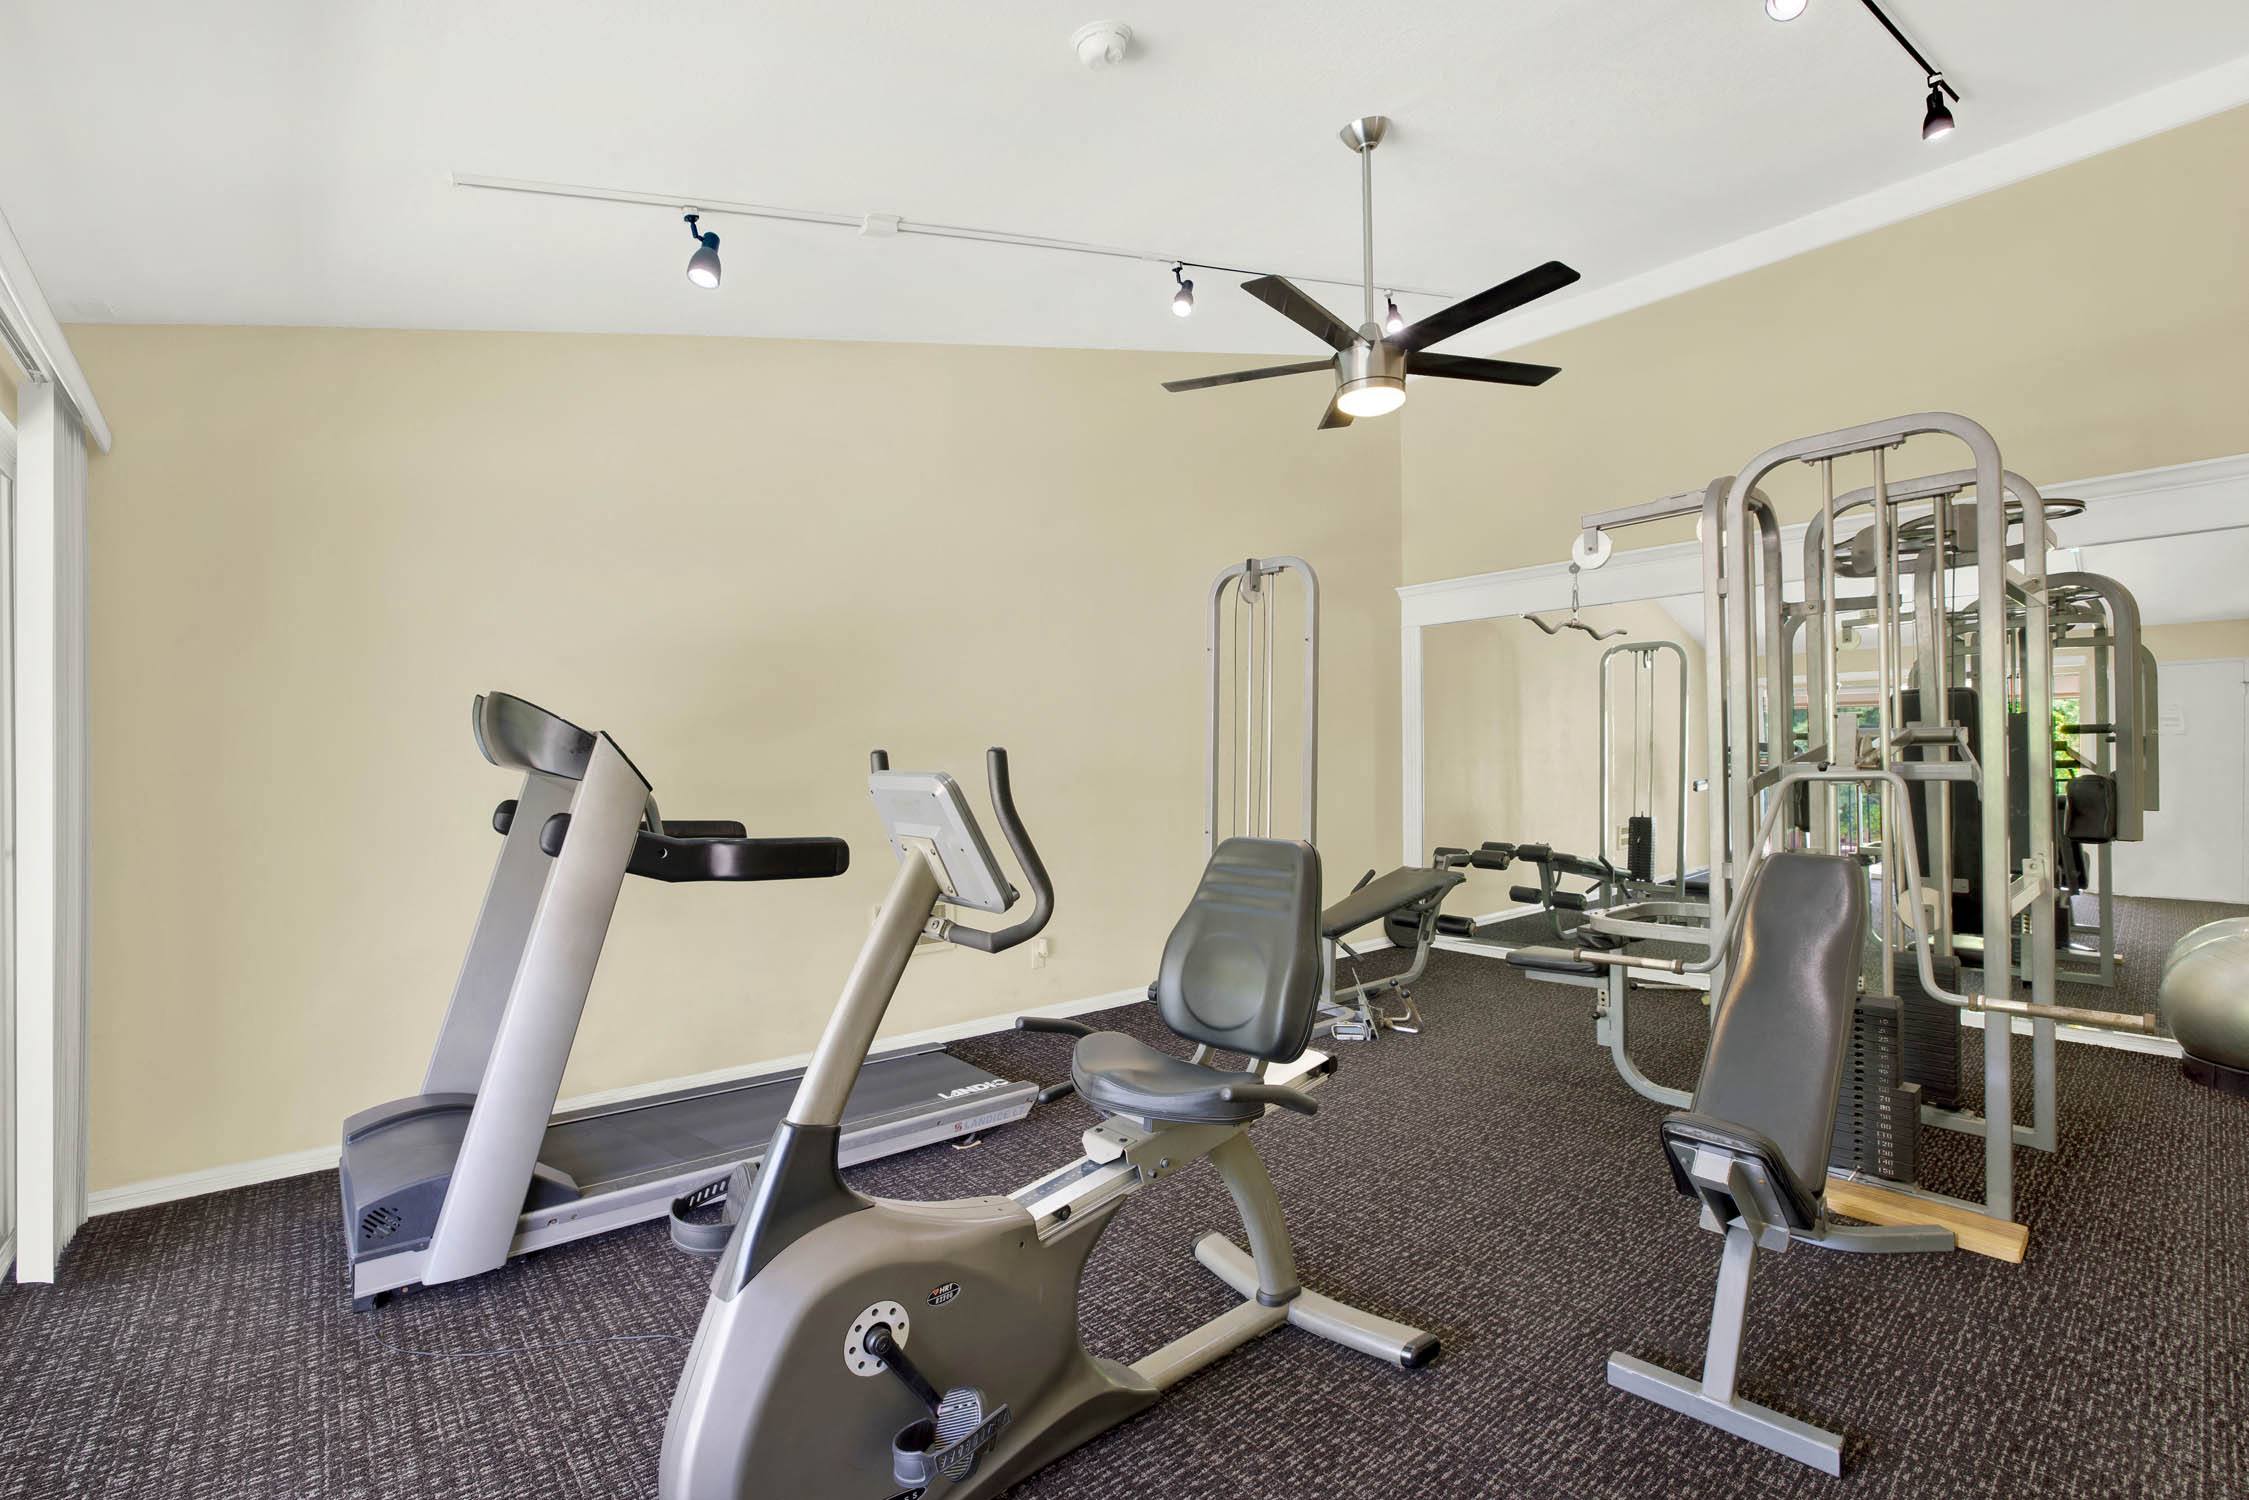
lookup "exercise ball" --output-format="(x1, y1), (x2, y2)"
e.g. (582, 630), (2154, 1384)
(2158, 918), (2249, 1097)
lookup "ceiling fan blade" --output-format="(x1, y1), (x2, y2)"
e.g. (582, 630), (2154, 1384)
(1410, 352), (1562, 387)
(1162, 359), (1336, 393)
(1242, 275), (1358, 351)
(1389, 260), (1581, 353)
(1317, 394), (1355, 430)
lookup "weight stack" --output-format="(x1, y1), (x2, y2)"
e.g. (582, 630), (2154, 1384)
(1894, 950), (1962, 1111)
(1829, 995), (1923, 1184)
(1625, 815), (1653, 884)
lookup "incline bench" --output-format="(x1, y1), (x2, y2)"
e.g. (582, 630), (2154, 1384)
(1317, 855), (1467, 1040)
(1606, 851), (1955, 1474)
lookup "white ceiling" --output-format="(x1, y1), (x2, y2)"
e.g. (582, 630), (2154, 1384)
(6, 2), (2249, 355)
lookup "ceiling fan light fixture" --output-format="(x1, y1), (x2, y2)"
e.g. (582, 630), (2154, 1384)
(1335, 376), (1406, 418)
(1384, 295), (1404, 335)
(1765, 0), (1808, 20)
(1171, 263), (1195, 317)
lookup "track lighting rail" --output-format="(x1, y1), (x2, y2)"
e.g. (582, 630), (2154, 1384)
(452, 171), (1453, 302)
(1856, 0), (1959, 103)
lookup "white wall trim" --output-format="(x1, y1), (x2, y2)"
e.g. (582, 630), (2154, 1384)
(0, 202), (111, 452)
(88, 1143), (347, 1218)
(88, 980), (1156, 1217)
(1486, 55), (2249, 356)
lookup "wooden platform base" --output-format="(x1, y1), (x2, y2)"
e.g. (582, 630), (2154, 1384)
(1826, 1178), (2031, 1264)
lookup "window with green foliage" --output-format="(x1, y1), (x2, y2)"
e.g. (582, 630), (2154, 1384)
(1789, 702), (1884, 850)
(2053, 696), (2083, 790)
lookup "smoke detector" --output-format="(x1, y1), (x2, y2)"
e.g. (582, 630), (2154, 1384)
(1071, 21), (1133, 68)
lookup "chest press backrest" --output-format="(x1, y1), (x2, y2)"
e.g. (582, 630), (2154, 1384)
(1661, 851), (1867, 1227)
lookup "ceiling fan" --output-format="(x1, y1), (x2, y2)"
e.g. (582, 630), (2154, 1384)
(1163, 116), (1581, 429)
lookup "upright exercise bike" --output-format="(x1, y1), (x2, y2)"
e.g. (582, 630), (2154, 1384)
(661, 748), (1436, 1499)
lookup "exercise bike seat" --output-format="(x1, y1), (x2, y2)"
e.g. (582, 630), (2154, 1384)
(1069, 1032), (1266, 1124)
(1074, 836), (1324, 1126)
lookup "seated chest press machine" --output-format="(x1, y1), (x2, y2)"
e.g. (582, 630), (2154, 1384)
(1605, 847), (1953, 1474)
(338, 694), (1039, 1306)
(1519, 762), (2153, 1472)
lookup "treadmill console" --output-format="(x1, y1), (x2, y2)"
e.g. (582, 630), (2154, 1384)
(868, 770), (1017, 913)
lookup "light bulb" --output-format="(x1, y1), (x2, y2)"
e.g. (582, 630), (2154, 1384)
(1922, 83), (1956, 141)
(1172, 279), (1195, 316)
(683, 213), (721, 289)
(1384, 296), (1404, 335)
(1335, 379), (1406, 418)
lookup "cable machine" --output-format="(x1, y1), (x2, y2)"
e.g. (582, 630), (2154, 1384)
(1208, 557), (1463, 1040)
(1599, 640), (1690, 898)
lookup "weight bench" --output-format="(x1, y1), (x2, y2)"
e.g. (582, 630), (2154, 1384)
(1606, 851), (1953, 1474)
(1317, 858), (1466, 1041)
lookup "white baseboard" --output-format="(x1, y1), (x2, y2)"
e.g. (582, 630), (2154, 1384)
(89, 1144), (346, 1217)
(87, 983), (1151, 1218)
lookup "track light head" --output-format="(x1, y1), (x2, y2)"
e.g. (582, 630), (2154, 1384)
(1171, 263), (1195, 317)
(1922, 78), (1956, 141)
(1765, 0), (1808, 20)
(1384, 295), (1404, 335)
(683, 212), (722, 289)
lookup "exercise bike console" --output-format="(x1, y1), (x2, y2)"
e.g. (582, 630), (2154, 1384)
(868, 766), (1016, 914)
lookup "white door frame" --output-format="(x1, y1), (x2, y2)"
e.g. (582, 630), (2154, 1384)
(11, 381), (92, 1282)
(1397, 451), (2249, 867)
(0, 404), (14, 1279)
(3, 194), (106, 1283)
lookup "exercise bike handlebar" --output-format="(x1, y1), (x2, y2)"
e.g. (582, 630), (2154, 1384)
(934, 747), (1055, 955)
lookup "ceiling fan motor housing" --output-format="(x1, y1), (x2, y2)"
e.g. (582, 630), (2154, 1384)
(1337, 338), (1406, 408)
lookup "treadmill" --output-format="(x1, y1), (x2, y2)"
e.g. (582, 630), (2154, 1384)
(338, 693), (1037, 1307)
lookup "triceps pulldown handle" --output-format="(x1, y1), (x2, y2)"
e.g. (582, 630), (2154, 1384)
(939, 748), (1056, 955)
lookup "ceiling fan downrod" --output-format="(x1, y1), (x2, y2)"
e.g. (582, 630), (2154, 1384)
(1340, 116), (1389, 334)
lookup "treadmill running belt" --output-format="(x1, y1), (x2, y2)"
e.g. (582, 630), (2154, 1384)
(539, 1051), (1016, 1196)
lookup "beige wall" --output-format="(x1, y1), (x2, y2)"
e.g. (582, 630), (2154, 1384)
(75, 325), (1402, 1190)
(2143, 618), (2249, 662)
(1401, 104), (2249, 582)
(1423, 600), (1709, 917)
(66, 106), (2249, 1193)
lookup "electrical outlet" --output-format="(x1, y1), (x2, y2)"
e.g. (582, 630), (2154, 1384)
(1030, 937), (1052, 970)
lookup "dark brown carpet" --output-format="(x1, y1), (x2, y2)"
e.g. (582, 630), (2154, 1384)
(3, 933), (2244, 1498)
